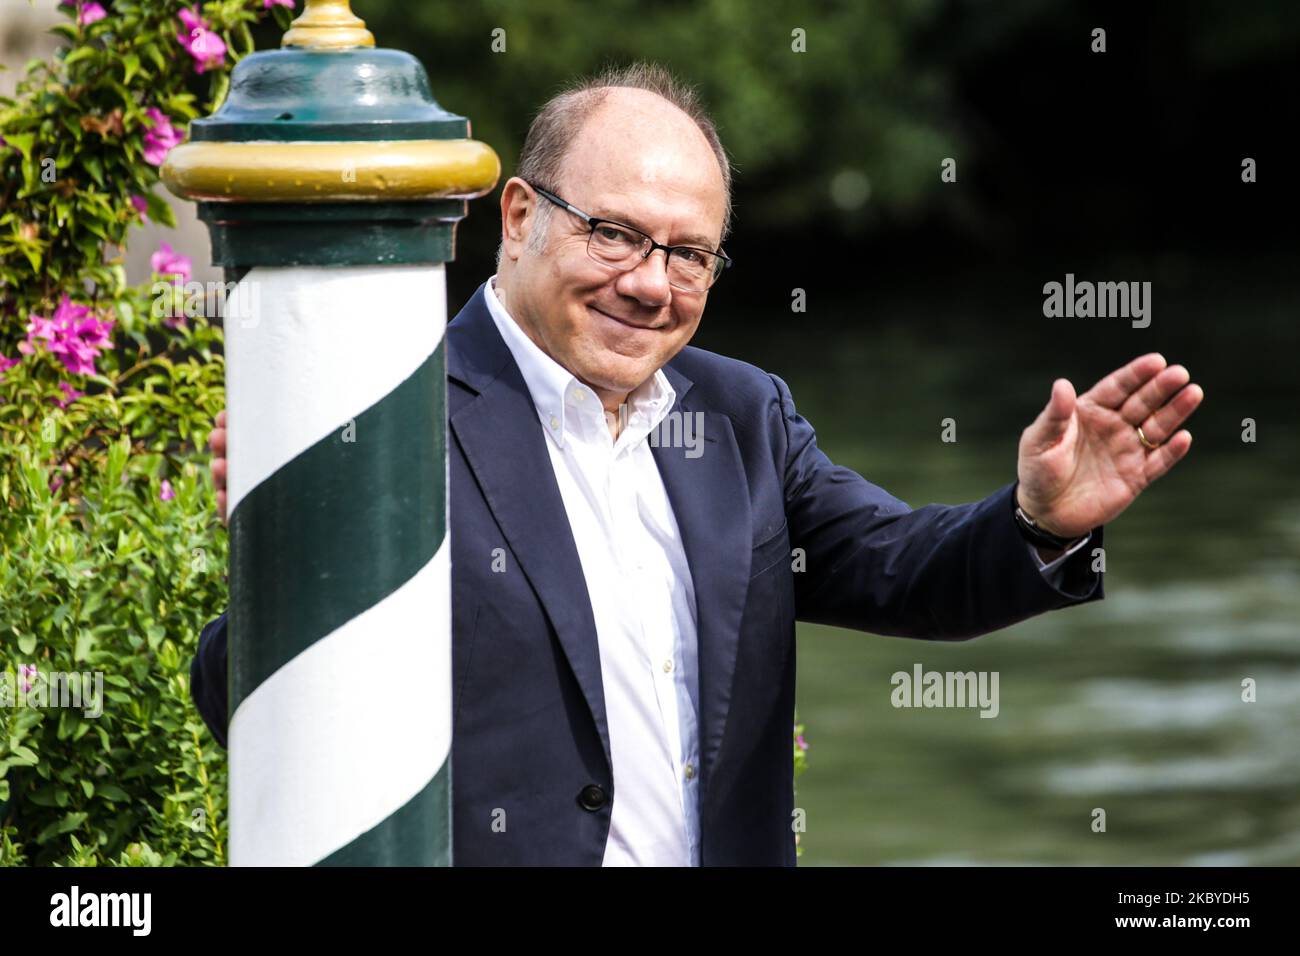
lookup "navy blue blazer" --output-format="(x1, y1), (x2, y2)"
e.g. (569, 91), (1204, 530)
(191, 280), (1104, 866)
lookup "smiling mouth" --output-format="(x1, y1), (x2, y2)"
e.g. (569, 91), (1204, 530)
(590, 305), (663, 331)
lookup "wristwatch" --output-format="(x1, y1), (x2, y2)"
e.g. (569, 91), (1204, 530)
(1011, 487), (1080, 551)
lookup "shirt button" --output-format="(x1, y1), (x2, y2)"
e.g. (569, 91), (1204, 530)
(574, 389), (586, 403)
(549, 415), (559, 430)
(663, 659), (674, 673)
(684, 762), (695, 780)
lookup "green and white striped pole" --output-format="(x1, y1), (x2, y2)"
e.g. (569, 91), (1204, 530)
(163, 0), (498, 866)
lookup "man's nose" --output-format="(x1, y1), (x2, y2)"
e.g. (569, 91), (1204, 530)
(616, 248), (673, 308)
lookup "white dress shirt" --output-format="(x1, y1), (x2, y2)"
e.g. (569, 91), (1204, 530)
(485, 276), (703, 866)
(483, 274), (1089, 866)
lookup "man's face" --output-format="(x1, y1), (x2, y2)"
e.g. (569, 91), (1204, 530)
(499, 89), (727, 406)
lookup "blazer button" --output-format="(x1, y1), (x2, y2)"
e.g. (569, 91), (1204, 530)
(578, 784), (607, 811)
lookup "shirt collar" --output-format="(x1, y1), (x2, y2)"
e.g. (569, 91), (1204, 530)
(484, 274), (677, 450)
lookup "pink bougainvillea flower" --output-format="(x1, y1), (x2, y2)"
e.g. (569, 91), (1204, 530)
(142, 108), (183, 166)
(160, 479), (176, 501)
(61, 0), (106, 26)
(22, 295), (115, 378)
(0, 353), (19, 381)
(150, 241), (192, 283)
(19, 663), (38, 694)
(177, 6), (203, 32)
(177, 7), (227, 74)
(264, 0), (295, 7)
(129, 194), (150, 222)
(51, 381), (86, 409)
(78, 2), (107, 25)
(142, 107), (183, 167)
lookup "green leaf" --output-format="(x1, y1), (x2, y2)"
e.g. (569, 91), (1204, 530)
(105, 433), (128, 489)
(29, 787), (61, 807)
(143, 43), (166, 73)
(63, 47), (97, 68)
(83, 155), (105, 188)
(74, 629), (94, 662)
(79, 590), (105, 621)
(37, 811), (87, 844)
(17, 632), (36, 655)
(3, 132), (35, 158)
(96, 784), (129, 802)
(208, 72), (231, 113)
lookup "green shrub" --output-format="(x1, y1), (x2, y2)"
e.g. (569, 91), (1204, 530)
(0, 339), (229, 865)
(1, 0), (292, 867)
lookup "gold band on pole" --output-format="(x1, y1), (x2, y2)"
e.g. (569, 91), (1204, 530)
(162, 139), (501, 203)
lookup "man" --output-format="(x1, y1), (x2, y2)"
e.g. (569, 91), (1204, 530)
(191, 63), (1203, 866)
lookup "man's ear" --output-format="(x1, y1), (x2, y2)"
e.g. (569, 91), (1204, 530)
(499, 177), (535, 262)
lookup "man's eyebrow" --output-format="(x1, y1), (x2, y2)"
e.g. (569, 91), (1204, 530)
(590, 207), (718, 250)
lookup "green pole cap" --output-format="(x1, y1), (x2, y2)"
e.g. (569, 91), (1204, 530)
(162, 1), (500, 267)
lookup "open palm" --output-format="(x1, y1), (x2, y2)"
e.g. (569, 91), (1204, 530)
(1016, 353), (1204, 538)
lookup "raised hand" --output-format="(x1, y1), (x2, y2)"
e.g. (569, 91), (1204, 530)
(1016, 353), (1203, 538)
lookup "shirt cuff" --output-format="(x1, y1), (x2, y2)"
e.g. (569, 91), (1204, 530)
(1027, 530), (1093, 584)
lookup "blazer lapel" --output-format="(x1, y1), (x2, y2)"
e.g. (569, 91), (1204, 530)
(446, 287), (611, 772)
(652, 364), (752, 811)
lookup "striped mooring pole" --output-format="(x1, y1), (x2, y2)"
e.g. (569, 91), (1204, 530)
(162, 0), (499, 865)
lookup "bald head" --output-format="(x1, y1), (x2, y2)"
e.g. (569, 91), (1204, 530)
(513, 62), (732, 245)
(553, 87), (727, 251)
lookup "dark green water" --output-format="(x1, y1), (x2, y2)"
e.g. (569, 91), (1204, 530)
(697, 264), (1300, 864)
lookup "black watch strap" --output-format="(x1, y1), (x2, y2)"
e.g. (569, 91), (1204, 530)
(1011, 487), (1079, 551)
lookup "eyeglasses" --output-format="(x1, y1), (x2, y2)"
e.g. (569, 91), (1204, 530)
(527, 182), (732, 293)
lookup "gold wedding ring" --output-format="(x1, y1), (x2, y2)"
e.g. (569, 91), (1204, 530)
(1136, 425), (1160, 450)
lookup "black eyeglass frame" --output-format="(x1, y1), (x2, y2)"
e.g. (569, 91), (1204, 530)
(527, 181), (733, 292)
